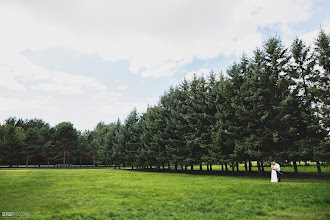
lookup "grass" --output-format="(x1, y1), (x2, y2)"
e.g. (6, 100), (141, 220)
(0, 168), (329, 219)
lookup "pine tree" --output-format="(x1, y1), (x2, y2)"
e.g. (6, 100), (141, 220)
(0, 123), (26, 167)
(286, 38), (319, 173)
(112, 119), (125, 168)
(123, 109), (140, 169)
(52, 122), (78, 167)
(312, 29), (330, 174)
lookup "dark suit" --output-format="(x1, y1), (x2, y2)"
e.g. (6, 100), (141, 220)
(276, 171), (281, 182)
(274, 163), (281, 182)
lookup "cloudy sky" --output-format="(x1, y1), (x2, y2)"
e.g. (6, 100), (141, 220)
(0, 0), (329, 130)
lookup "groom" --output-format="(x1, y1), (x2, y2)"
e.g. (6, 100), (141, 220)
(274, 161), (282, 182)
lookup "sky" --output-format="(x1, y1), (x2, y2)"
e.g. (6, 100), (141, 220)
(0, 0), (329, 131)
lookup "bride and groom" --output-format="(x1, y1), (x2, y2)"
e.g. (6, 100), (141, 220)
(271, 161), (282, 182)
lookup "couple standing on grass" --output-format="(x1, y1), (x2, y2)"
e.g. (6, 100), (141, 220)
(271, 161), (283, 182)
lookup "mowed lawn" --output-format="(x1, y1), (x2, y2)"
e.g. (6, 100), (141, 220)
(0, 169), (329, 220)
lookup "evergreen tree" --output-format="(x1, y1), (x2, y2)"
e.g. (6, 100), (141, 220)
(215, 73), (235, 172)
(123, 108), (140, 169)
(312, 29), (330, 173)
(22, 119), (51, 167)
(76, 131), (90, 167)
(0, 122), (26, 167)
(161, 85), (190, 170)
(112, 119), (125, 168)
(287, 38), (320, 173)
(53, 122), (78, 167)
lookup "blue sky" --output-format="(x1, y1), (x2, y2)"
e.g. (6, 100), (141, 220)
(0, 0), (329, 130)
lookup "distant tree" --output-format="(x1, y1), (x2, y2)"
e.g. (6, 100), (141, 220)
(286, 38), (320, 173)
(139, 106), (167, 169)
(312, 29), (330, 174)
(215, 67), (239, 173)
(0, 123), (26, 167)
(96, 123), (118, 166)
(91, 122), (108, 167)
(22, 119), (51, 167)
(123, 109), (140, 169)
(160, 84), (190, 170)
(76, 131), (90, 167)
(53, 122), (78, 167)
(112, 119), (125, 168)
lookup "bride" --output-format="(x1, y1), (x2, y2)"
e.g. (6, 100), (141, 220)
(271, 161), (278, 182)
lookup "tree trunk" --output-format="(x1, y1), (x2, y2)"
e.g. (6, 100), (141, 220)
(168, 162), (171, 170)
(191, 165), (194, 171)
(132, 165), (134, 170)
(317, 161), (322, 175)
(261, 162), (264, 174)
(244, 161), (248, 174)
(200, 163), (203, 171)
(67, 151), (70, 167)
(293, 161), (298, 174)
(225, 164), (228, 172)
(63, 149), (66, 168)
(207, 164), (209, 171)
(221, 164), (224, 173)
(231, 164), (234, 174)
(26, 153), (29, 168)
(257, 161), (261, 172)
(249, 161), (252, 172)
(210, 164), (213, 171)
(236, 163), (239, 172)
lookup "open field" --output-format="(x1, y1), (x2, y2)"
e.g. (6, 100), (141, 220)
(0, 168), (329, 219)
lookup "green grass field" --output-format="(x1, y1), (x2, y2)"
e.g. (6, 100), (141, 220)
(0, 168), (329, 219)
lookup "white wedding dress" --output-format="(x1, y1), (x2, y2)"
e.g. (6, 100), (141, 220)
(271, 166), (278, 182)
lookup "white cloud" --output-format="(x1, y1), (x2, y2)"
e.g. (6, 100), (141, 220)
(94, 92), (122, 103)
(0, 0), (318, 79)
(301, 26), (330, 46)
(118, 85), (129, 91)
(183, 69), (211, 82)
(95, 97), (159, 123)
(0, 66), (26, 91)
(0, 96), (53, 121)
(30, 71), (107, 95)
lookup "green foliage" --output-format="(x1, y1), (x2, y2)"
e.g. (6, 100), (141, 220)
(52, 122), (78, 166)
(0, 123), (25, 167)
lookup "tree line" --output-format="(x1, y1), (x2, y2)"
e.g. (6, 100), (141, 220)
(0, 30), (329, 174)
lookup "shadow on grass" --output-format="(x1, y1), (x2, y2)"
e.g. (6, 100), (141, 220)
(126, 167), (330, 180)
